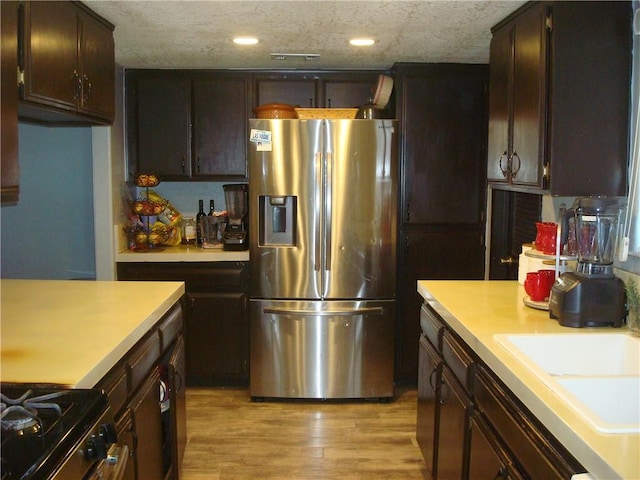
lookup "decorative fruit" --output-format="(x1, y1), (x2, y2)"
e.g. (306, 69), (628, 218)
(135, 173), (160, 187)
(135, 232), (148, 244)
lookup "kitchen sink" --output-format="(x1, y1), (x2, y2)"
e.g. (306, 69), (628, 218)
(494, 333), (640, 377)
(555, 376), (640, 433)
(494, 333), (640, 433)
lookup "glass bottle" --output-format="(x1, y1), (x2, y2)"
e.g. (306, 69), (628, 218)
(182, 217), (196, 245)
(196, 200), (205, 245)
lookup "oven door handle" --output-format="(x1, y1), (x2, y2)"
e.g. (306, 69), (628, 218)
(87, 444), (129, 480)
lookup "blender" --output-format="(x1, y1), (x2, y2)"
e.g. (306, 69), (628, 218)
(549, 197), (626, 327)
(222, 184), (249, 251)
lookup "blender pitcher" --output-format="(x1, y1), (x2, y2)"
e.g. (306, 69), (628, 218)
(561, 196), (623, 277)
(222, 184), (249, 250)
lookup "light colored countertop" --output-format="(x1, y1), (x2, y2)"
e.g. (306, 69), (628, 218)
(116, 244), (249, 262)
(418, 280), (639, 480)
(0, 279), (185, 388)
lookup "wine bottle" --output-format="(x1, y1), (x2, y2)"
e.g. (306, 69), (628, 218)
(196, 199), (205, 245)
(208, 199), (215, 216)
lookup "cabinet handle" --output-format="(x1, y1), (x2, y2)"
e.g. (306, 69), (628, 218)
(498, 150), (508, 178)
(500, 256), (517, 266)
(71, 70), (81, 100)
(327, 98), (332, 108)
(309, 97), (313, 107)
(510, 150), (521, 179)
(406, 203), (411, 222)
(196, 156), (201, 173)
(429, 366), (439, 392)
(181, 155), (186, 173)
(82, 74), (92, 103)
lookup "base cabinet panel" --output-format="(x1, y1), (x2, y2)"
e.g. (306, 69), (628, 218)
(98, 301), (185, 480)
(417, 302), (584, 480)
(187, 292), (247, 386)
(436, 369), (471, 480)
(117, 262), (249, 386)
(130, 369), (164, 480)
(416, 335), (440, 473)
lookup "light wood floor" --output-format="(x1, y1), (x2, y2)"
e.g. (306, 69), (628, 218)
(181, 387), (428, 480)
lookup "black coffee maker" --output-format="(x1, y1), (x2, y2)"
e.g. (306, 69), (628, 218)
(222, 184), (249, 251)
(549, 197), (626, 327)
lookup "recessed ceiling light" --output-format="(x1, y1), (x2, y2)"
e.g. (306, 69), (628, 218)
(349, 38), (375, 47)
(233, 37), (259, 45)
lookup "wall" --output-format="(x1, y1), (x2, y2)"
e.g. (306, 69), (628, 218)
(1, 124), (95, 279)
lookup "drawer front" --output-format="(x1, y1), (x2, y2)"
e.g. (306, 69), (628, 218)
(117, 262), (248, 293)
(442, 330), (474, 395)
(158, 302), (184, 351)
(475, 366), (581, 479)
(420, 303), (444, 350)
(128, 330), (161, 392)
(100, 364), (129, 417)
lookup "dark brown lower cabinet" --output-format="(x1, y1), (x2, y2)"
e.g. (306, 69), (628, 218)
(187, 292), (246, 385)
(416, 335), (440, 472)
(437, 369), (471, 480)
(468, 414), (524, 480)
(165, 335), (187, 477)
(114, 410), (136, 480)
(130, 368), (164, 480)
(117, 262), (249, 387)
(98, 301), (186, 480)
(417, 302), (585, 480)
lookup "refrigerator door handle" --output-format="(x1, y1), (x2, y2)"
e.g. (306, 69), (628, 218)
(314, 151), (323, 272)
(325, 151), (333, 272)
(263, 306), (383, 316)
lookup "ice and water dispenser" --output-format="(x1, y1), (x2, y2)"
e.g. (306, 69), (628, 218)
(259, 195), (297, 246)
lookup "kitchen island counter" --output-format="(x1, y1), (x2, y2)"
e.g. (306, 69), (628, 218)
(0, 279), (184, 388)
(418, 280), (639, 480)
(116, 244), (249, 262)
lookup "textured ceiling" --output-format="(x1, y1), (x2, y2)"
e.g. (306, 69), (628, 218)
(86, 0), (527, 70)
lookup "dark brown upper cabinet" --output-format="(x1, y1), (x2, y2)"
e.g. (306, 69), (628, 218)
(487, 1), (631, 196)
(2, 1), (19, 205)
(19, 1), (115, 125)
(253, 71), (382, 109)
(126, 70), (251, 181)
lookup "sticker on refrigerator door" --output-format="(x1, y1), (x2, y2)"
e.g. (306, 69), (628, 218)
(250, 129), (272, 151)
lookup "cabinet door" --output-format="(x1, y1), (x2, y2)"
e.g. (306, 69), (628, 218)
(510, 3), (547, 188)
(396, 230), (484, 383)
(487, 26), (512, 184)
(193, 74), (249, 179)
(78, 9), (115, 120)
(130, 368), (164, 480)
(131, 73), (191, 178)
(436, 368), (471, 480)
(167, 336), (187, 478)
(114, 411), (136, 480)
(468, 413), (524, 480)
(255, 77), (317, 108)
(187, 292), (248, 386)
(416, 335), (441, 474)
(1, 1), (19, 205)
(322, 77), (378, 108)
(398, 66), (488, 225)
(21, 2), (79, 111)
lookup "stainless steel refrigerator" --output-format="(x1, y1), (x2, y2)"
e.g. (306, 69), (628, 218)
(248, 118), (398, 400)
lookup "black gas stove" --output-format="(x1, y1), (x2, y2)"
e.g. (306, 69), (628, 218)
(0, 386), (123, 480)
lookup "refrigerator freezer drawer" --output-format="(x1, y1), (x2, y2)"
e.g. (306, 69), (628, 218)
(250, 299), (395, 399)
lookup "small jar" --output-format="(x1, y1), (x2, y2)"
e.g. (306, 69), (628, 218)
(181, 217), (197, 245)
